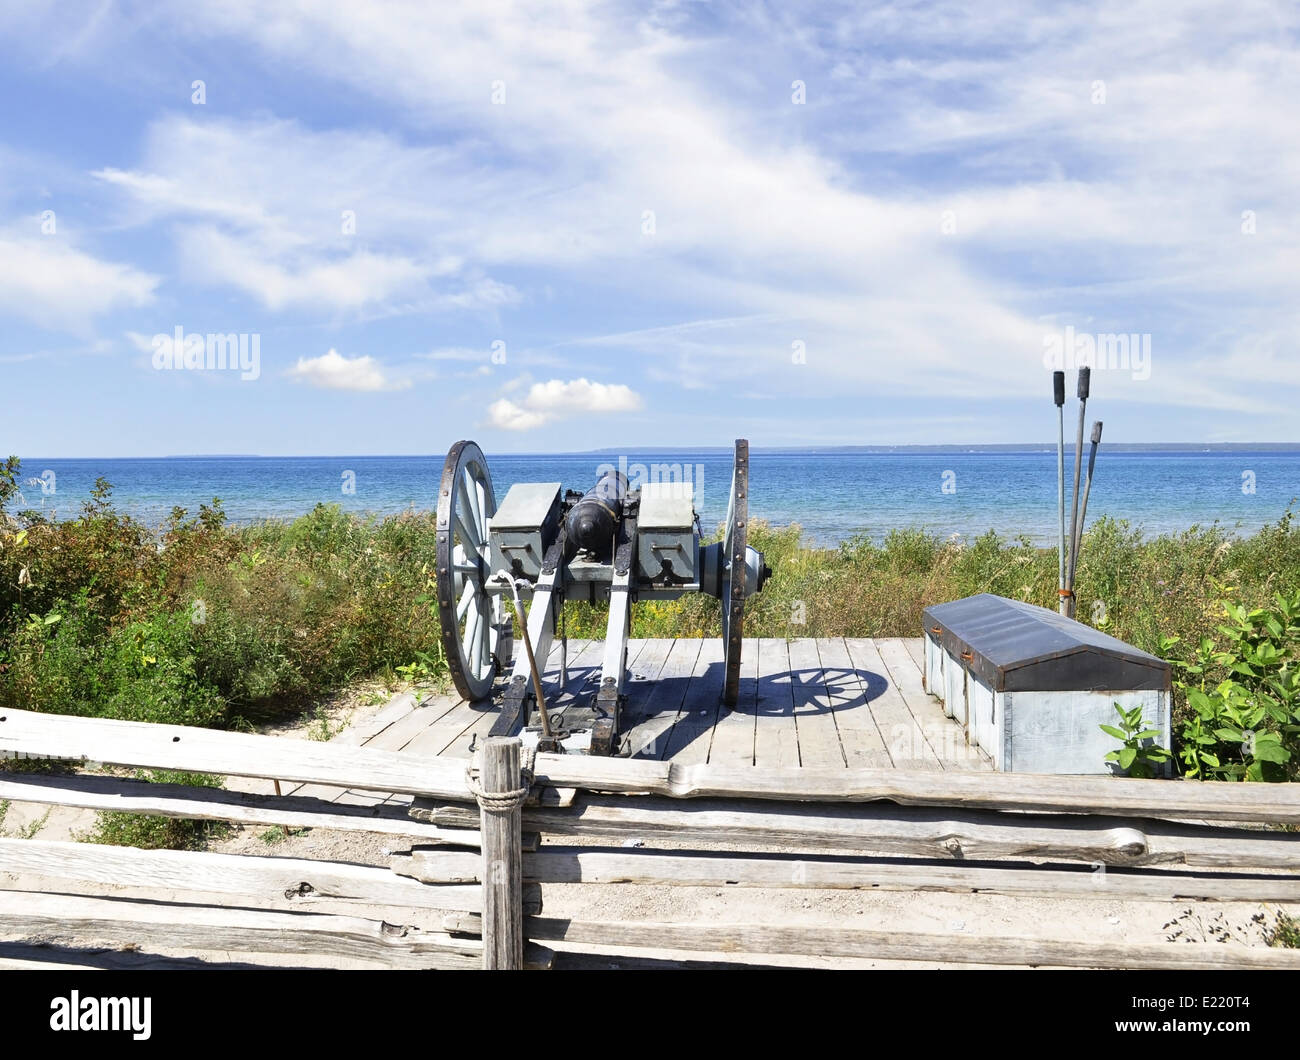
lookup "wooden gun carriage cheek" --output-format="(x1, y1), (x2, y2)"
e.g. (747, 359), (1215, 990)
(435, 440), (771, 756)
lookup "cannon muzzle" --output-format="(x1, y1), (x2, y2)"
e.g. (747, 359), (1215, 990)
(566, 469), (628, 553)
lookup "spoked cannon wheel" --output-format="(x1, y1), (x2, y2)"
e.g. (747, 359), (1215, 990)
(436, 441), (502, 701)
(721, 439), (749, 708)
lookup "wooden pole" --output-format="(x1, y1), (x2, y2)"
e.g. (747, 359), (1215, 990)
(479, 737), (524, 970)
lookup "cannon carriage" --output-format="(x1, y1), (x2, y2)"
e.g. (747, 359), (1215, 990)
(435, 439), (770, 756)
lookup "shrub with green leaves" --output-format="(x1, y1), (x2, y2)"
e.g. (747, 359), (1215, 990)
(1100, 702), (1172, 778)
(1, 464), (446, 725)
(1159, 590), (1300, 781)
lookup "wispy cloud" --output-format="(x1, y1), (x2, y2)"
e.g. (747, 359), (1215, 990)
(287, 349), (411, 392)
(0, 234), (157, 329)
(3, 0), (1300, 451)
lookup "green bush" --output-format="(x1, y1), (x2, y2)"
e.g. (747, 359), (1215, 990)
(2, 590), (225, 727)
(1158, 590), (1300, 781)
(1, 463), (446, 724)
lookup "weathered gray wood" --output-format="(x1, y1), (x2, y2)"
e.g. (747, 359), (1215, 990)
(0, 940), (551, 971)
(392, 849), (485, 883)
(624, 638), (701, 759)
(622, 637), (675, 710)
(544, 638), (601, 712)
(813, 637), (893, 769)
(614, 637), (675, 753)
(281, 697), (465, 806)
(333, 692), (420, 747)
(518, 755), (1300, 825)
(875, 637), (988, 771)
(706, 638), (758, 766)
(398, 845), (1300, 902)
(902, 636), (927, 675)
(0, 708), (472, 800)
(400, 700), (492, 756)
(659, 637), (725, 764)
(845, 638), (944, 771)
(8, 683), (1300, 822)
(267, 697), (422, 806)
(478, 737), (524, 970)
(440, 704), (504, 760)
(754, 638), (800, 768)
(449, 915), (1300, 970)
(0, 773), (461, 843)
(0, 890), (484, 969)
(427, 795), (1300, 869)
(0, 946), (270, 967)
(0, 837), (485, 912)
(360, 696), (463, 753)
(0, 942), (268, 970)
(787, 637), (846, 767)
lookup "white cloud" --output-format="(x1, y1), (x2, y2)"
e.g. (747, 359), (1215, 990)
(485, 377), (643, 431)
(485, 398), (550, 432)
(0, 235), (157, 328)
(94, 167), (271, 227)
(287, 349), (410, 391)
(93, 115), (522, 315)
(177, 226), (429, 312)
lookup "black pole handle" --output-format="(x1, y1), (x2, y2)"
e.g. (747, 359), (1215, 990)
(1053, 371), (1065, 406)
(1091, 420), (1103, 445)
(1077, 366), (1091, 400)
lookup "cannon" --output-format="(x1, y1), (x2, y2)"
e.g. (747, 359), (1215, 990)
(435, 440), (771, 755)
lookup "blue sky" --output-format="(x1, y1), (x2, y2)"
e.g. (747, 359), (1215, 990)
(1, 0), (1298, 457)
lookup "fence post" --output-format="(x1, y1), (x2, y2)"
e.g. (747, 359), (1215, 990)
(479, 736), (524, 969)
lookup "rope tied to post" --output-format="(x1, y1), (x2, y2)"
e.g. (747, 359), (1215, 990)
(465, 744), (537, 813)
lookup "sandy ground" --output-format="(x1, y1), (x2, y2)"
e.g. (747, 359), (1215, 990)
(2, 687), (1296, 970)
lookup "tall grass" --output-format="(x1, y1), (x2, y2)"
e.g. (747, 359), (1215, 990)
(1, 462), (445, 728)
(565, 514), (1300, 664)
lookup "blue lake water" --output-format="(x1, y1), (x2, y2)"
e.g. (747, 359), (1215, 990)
(9, 450), (1300, 547)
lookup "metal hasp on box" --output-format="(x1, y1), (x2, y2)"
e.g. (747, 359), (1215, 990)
(921, 593), (1171, 774)
(435, 439), (771, 757)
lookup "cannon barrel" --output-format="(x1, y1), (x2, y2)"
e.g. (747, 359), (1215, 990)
(566, 469), (628, 553)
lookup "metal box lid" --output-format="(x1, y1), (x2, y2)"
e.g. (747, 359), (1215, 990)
(492, 482), (562, 531)
(638, 481), (695, 529)
(921, 593), (1170, 692)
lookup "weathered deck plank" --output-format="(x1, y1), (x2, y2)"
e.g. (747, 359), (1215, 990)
(753, 639), (800, 769)
(659, 638), (725, 764)
(902, 636), (926, 674)
(706, 637), (759, 766)
(813, 637), (893, 770)
(787, 638), (846, 768)
(543, 638), (601, 712)
(625, 638), (701, 759)
(843, 638), (944, 771)
(876, 637), (990, 771)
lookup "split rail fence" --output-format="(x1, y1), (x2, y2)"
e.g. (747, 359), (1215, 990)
(1, 707), (1299, 969)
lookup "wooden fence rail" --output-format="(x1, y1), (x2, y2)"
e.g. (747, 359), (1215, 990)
(6, 706), (1300, 821)
(2, 710), (1298, 969)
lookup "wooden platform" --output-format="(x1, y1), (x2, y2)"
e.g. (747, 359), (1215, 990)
(288, 640), (988, 810)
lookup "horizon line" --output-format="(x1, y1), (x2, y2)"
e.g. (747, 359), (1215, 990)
(12, 441), (1300, 460)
